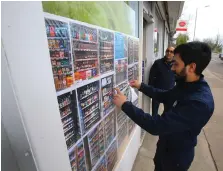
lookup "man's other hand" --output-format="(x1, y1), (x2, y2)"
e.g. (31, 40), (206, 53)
(130, 80), (141, 89)
(113, 88), (127, 108)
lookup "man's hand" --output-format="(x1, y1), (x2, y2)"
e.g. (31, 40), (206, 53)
(113, 88), (127, 108)
(129, 80), (141, 89)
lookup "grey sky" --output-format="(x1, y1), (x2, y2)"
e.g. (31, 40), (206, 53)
(177, 0), (223, 41)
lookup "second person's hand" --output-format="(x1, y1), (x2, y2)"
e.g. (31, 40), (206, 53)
(129, 80), (141, 89)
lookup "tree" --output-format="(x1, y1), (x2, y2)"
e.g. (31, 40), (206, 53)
(176, 34), (189, 46)
(203, 34), (223, 53)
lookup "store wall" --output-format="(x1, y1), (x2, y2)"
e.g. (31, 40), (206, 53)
(2, 2), (72, 171)
(2, 1), (142, 171)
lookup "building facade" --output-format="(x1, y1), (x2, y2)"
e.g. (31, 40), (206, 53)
(2, 1), (184, 171)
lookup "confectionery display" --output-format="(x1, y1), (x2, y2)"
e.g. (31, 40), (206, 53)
(115, 59), (128, 85)
(117, 121), (128, 146)
(77, 81), (101, 134)
(92, 156), (107, 171)
(101, 75), (114, 116)
(128, 37), (134, 65)
(44, 14), (139, 171)
(99, 30), (114, 74)
(104, 110), (116, 149)
(70, 23), (99, 82)
(45, 18), (73, 91)
(106, 140), (117, 171)
(57, 91), (81, 150)
(69, 140), (87, 171)
(87, 122), (105, 167)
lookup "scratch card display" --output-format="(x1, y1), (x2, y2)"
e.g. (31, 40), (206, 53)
(87, 122), (105, 167)
(77, 81), (100, 134)
(118, 121), (128, 146)
(115, 33), (124, 60)
(69, 140), (87, 171)
(70, 23), (99, 82)
(57, 91), (81, 150)
(101, 75), (114, 116)
(128, 37), (134, 65)
(104, 110), (116, 149)
(45, 19), (73, 91)
(106, 140), (117, 171)
(99, 30), (114, 74)
(92, 156), (107, 171)
(115, 59), (127, 85)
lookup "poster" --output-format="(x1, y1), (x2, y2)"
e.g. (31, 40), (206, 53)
(106, 140), (117, 171)
(70, 22), (99, 82)
(99, 30), (114, 74)
(87, 122), (105, 167)
(128, 66), (134, 82)
(43, 1), (136, 36)
(69, 140), (87, 171)
(104, 110), (116, 149)
(77, 81), (101, 134)
(57, 91), (81, 150)
(45, 18), (73, 91)
(134, 40), (139, 63)
(101, 75), (114, 116)
(128, 37), (134, 64)
(92, 156), (107, 171)
(116, 109), (127, 129)
(118, 121), (128, 146)
(115, 33), (124, 60)
(115, 59), (128, 85)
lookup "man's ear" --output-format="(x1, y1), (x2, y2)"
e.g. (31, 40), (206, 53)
(189, 63), (196, 73)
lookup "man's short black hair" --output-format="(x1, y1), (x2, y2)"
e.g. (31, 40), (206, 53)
(174, 41), (212, 75)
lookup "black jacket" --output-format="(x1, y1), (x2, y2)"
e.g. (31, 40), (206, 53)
(149, 57), (175, 90)
(122, 75), (214, 169)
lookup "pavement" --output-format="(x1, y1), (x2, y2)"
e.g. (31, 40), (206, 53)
(132, 54), (223, 171)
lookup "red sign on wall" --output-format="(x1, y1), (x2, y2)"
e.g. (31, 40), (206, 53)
(176, 20), (188, 31)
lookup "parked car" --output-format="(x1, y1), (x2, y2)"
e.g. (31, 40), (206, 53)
(219, 52), (223, 60)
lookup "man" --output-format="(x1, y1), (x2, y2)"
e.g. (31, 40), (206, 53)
(113, 42), (214, 171)
(149, 47), (175, 116)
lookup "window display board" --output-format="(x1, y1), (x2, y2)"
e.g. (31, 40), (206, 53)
(44, 13), (139, 171)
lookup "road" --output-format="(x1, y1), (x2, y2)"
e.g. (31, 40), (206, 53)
(203, 53), (223, 171)
(208, 53), (223, 80)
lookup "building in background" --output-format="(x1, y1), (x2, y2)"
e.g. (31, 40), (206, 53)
(1, 2), (184, 171)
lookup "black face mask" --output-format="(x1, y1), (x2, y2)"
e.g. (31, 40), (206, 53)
(174, 67), (187, 82)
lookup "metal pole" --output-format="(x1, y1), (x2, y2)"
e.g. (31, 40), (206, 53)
(193, 8), (198, 41)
